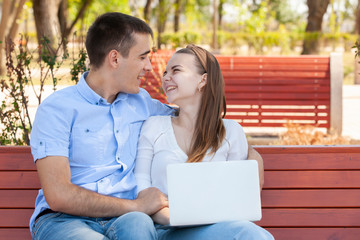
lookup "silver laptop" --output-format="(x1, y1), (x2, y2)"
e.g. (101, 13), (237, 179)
(166, 160), (262, 227)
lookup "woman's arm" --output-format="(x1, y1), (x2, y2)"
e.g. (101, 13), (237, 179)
(134, 120), (157, 194)
(151, 207), (170, 225)
(247, 145), (265, 190)
(225, 120), (264, 190)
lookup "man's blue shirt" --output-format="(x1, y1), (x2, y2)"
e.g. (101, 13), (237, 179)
(29, 72), (173, 230)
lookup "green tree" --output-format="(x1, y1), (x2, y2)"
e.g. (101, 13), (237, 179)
(302, 0), (330, 54)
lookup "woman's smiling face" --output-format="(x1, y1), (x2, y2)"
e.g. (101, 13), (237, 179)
(162, 53), (204, 105)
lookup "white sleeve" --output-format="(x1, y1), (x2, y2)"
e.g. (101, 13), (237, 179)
(225, 120), (248, 161)
(134, 118), (157, 195)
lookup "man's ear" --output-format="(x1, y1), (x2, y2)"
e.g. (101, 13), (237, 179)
(108, 50), (121, 68)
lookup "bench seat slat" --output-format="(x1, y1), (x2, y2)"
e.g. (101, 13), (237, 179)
(258, 209), (360, 227)
(262, 153), (360, 170)
(0, 229), (31, 240)
(261, 189), (360, 207)
(256, 146), (360, 154)
(264, 171), (360, 189)
(265, 228), (360, 240)
(0, 190), (38, 208)
(0, 209), (33, 227)
(0, 172), (40, 189)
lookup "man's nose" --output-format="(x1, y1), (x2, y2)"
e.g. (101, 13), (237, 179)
(144, 58), (153, 72)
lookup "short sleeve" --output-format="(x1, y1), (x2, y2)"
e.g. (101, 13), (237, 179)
(30, 94), (72, 162)
(223, 119), (248, 161)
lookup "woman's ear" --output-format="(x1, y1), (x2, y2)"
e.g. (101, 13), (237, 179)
(200, 73), (207, 88)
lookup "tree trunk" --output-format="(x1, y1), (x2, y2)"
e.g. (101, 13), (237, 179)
(157, 0), (169, 49)
(0, 0), (26, 74)
(144, 0), (153, 23)
(212, 0), (218, 50)
(174, 0), (182, 32)
(302, 0), (330, 54)
(33, 0), (92, 56)
(218, 0), (224, 29)
(33, 0), (63, 56)
(355, 0), (360, 34)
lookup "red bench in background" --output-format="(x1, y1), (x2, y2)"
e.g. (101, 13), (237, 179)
(1, 145), (359, 240)
(143, 52), (343, 135)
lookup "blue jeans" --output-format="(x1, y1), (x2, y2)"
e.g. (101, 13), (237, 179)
(156, 221), (274, 240)
(31, 211), (157, 240)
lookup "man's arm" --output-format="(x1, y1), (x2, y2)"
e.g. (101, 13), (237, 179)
(247, 145), (265, 190)
(36, 156), (168, 217)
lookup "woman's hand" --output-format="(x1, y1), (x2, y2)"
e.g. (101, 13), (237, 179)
(151, 207), (170, 225)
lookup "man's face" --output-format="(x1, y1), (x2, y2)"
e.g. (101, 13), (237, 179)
(115, 33), (153, 94)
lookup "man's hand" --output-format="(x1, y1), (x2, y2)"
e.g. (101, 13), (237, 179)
(136, 188), (168, 215)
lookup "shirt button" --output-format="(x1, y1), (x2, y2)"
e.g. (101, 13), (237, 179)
(116, 130), (119, 133)
(117, 157), (120, 161)
(39, 141), (43, 145)
(85, 129), (90, 133)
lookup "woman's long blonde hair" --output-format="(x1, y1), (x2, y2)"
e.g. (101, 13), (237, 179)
(175, 44), (227, 163)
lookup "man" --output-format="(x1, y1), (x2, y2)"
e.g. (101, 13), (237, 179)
(30, 12), (265, 239)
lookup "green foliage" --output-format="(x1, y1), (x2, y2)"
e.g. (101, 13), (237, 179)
(0, 34), (88, 145)
(70, 48), (89, 83)
(161, 31), (201, 48)
(353, 40), (360, 60)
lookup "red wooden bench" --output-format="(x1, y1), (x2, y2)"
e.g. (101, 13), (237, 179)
(143, 52), (343, 134)
(1, 145), (359, 240)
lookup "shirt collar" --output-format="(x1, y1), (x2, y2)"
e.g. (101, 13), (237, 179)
(76, 72), (108, 105)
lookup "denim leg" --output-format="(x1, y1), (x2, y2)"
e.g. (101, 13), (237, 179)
(32, 213), (109, 240)
(105, 212), (157, 240)
(157, 221), (274, 240)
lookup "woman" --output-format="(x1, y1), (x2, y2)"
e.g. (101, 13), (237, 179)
(134, 44), (274, 240)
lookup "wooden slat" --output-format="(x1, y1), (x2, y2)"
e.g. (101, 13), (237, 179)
(226, 108), (330, 114)
(227, 121), (330, 128)
(0, 172), (40, 189)
(258, 209), (360, 227)
(0, 147), (34, 171)
(261, 153), (360, 170)
(0, 190), (38, 208)
(264, 228), (360, 240)
(224, 78), (330, 85)
(219, 64), (330, 71)
(226, 99), (330, 105)
(264, 171), (360, 189)
(255, 146), (360, 154)
(225, 92), (330, 100)
(0, 229), (31, 240)
(261, 189), (360, 207)
(225, 85), (331, 93)
(0, 209), (33, 228)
